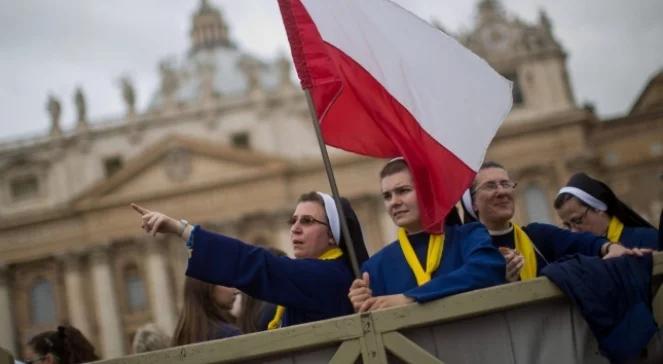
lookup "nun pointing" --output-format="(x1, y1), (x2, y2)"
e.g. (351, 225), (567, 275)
(554, 173), (658, 250)
(131, 191), (368, 329)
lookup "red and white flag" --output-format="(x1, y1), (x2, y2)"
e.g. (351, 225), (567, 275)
(278, 0), (512, 233)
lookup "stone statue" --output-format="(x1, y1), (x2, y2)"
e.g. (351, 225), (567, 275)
(539, 9), (552, 35)
(276, 54), (293, 88)
(159, 60), (179, 98)
(46, 94), (62, 134)
(239, 57), (260, 93)
(120, 76), (136, 115)
(74, 87), (87, 124)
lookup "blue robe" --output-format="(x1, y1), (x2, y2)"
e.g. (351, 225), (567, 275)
(186, 226), (355, 327)
(362, 222), (506, 302)
(541, 254), (657, 362)
(618, 226), (658, 250)
(490, 223), (606, 274)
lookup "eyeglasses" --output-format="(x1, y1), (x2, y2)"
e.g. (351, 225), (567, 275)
(473, 180), (518, 194)
(563, 206), (591, 229)
(288, 215), (328, 227)
(25, 357), (47, 364)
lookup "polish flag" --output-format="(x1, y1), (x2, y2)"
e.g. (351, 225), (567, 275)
(278, 0), (512, 233)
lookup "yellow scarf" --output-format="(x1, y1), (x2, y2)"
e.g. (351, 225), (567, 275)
(398, 228), (444, 286)
(606, 216), (624, 244)
(512, 224), (538, 281)
(267, 247), (343, 330)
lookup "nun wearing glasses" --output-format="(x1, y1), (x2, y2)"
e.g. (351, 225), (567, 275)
(554, 172), (658, 250)
(131, 191), (368, 329)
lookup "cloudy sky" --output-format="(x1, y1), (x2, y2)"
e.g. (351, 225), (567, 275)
(1, 0), (661, 142)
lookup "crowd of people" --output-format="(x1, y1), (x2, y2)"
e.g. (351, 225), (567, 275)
(17, 158), (660, 363)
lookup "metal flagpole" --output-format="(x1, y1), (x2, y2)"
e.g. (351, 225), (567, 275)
(304, 90), (361, 278)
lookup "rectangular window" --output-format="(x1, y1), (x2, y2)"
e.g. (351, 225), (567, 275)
(231, 132), (250, 149)
(104, 156), (123, 177)
(10, 175), (39, 201)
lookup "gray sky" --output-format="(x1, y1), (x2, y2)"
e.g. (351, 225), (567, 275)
(1, 0), (661, 142)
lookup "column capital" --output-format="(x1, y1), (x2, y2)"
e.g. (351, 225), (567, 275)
(54, 249), (88, 269)
(89, 244), (112, 263)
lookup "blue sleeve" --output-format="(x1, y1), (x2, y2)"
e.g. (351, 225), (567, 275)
(361, 252), (387, 297)
(526, 223), (606, 261)
(402, 224), (506, 303)
(185, 227), (353, 314)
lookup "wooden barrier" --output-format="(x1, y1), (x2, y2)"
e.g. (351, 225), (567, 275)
(95, 253), (663, 364)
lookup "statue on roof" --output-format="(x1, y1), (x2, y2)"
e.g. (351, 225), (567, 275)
(74, 87), (87, 124)
(46, 94), (62, 135)
(120, 76), (136, 115)
(276, 54), (293, 88)
(160, 60), (179, 99)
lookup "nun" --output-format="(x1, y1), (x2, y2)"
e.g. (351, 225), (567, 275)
(460, 162), (632, 283)
(131, 191), (369, 329)
(554, 172), (658, 250)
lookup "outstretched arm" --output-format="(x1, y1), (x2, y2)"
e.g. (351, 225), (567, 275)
(130, 203), (352, 314)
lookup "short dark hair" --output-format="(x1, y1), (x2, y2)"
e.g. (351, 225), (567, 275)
(479, 161), (504, 170)
(29, 325), (99, 363)
(297, 191), (325, 206)
(379, 158), (409, 179)
(471, 161), (506, 191)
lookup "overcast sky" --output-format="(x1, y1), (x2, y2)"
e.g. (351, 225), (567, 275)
(1, 0), (661, 143)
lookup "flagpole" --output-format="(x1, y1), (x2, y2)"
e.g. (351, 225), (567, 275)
(304, 90), (361, 278)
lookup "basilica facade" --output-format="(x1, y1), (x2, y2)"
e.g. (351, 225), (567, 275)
(1, 0), (661, 358)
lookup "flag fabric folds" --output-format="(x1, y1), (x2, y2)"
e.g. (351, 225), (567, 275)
(278, 0), (513, 232)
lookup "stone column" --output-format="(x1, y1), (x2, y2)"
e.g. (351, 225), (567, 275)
(0, 264), (17, 356)
(59, 252), (91, 339)
(145, 239), (177, 335)
(90, 246), (124, 358)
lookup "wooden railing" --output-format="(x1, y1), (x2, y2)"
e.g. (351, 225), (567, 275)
(7, 253), (662, 364)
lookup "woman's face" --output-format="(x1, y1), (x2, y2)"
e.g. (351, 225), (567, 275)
(289, 201), (334, 259)
(212, 285), (238, 310)
(556, 197), (609, 235)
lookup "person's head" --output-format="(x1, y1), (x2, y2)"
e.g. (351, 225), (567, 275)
(379, 158), (422, 232)
(172, 277), (238, 346)
(554, 193), (609, 235)
(131, 323), (170, 354)
(466, 162), (517, 230)
(554, 172), (653, 234)
(289, 192), (338, 259)
(25, 325), (98, 364)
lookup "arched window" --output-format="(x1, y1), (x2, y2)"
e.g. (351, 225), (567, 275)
(31, 278), (56, 325)
(124, 265), (147, 313)
(524, 184), (552, 224)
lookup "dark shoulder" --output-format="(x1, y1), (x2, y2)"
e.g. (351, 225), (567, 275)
(447, 222), (490, 239)
(622, 226), (659, 247)
(523, 222), (565, 237)
(625, 226), (658, 237)
(362, 239), (400, 271)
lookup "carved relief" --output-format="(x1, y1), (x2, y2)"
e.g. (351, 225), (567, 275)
(163, 148), (192, 182)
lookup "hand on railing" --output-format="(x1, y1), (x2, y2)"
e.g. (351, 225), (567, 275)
(602, 243), (653, 260)
(358, 294), (414, 312)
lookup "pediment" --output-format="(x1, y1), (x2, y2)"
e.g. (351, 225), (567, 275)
(630, 70), (663, 115)
(73, 134), (287, 207)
